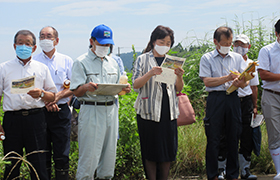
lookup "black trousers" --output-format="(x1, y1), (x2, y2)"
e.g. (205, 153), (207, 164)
(45, 103), (71, 174)
(204, 91), (242, 180)
(3, 109), (48, 180)
(219, 95), (254, 161)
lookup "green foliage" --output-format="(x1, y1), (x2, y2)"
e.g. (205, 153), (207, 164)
(115, 72), (144, 179)
(0, 15), (279, 179)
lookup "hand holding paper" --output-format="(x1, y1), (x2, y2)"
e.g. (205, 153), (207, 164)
(226, 61), (259, 94)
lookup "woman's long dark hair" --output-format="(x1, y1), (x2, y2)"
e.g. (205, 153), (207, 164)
(144, 25), (174, 53)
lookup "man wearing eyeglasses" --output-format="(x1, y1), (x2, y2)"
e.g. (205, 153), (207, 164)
(217, 34), (259, 180)
(33, 26), (73, 180)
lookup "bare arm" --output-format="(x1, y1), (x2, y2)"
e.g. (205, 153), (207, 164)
(251, 85), (258, 117)
(27, 88), (55, 102)
(175, 67), (184, 92)
(202, 72), (238, 87)
(72, 82), (98, 97)
(54, 89), (73, 103)
(45, 88), (74, 112)
(133, 67), (162, 89)
(0, 96), (4, 135)
(258, 69), (280, 81)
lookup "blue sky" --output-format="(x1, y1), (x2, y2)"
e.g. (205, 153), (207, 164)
(0, 0), (279, 63)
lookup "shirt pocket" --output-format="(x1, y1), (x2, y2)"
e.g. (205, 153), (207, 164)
(55, 70), (66, 86)
(140, 97), (151, 114)
(86, 73), (100, 84)
(35, 74), (44, 89)
(106, 72), (118, 83)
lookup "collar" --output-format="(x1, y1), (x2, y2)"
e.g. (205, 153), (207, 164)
(88, 48), (109, 62)
(42, 49), (57, 60)
(16, 57), (32, 66)
(148, 50), (158, 67)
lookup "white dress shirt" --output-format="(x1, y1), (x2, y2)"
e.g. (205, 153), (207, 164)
(0, 58), (57, 112)
(33, 51), (73, 105)
(258, 40), (280, 91)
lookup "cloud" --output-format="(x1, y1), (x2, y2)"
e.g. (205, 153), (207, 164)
(50, 1), (124, 16)
(0, 0), (69, 2)
(49, 0), (169, 17)
(133, 3), (171, 15)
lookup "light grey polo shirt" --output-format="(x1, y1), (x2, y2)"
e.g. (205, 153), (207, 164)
(199, 49), (247, 92)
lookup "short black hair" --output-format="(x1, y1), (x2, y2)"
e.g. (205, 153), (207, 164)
(214, 26), (233, 42)
(144, 25), (174, 53)
(275, 19), (280, 34)
(14, 30), (36, 46)
(89, 37), (96, 48)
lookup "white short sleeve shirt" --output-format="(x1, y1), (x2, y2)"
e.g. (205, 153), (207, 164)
(0, 58), (57, 111)
(257, 41), (280, 91)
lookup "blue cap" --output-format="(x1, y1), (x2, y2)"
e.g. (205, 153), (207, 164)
(91, 24), (114, 45)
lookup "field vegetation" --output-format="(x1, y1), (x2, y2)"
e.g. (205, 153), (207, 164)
(0, 15), (279, 179)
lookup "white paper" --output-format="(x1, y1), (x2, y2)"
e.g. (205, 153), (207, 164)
(155, 68), (177, 85)
(11, 76), (35, 94)
(155, 55), (186, 84)
(251, 114), (264, 128)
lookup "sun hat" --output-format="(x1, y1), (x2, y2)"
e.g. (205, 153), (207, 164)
(234, 34), (250, 44)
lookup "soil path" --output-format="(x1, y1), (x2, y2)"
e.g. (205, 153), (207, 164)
(171, 174), (275, 179)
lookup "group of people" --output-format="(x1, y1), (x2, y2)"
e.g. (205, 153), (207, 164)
(199, 19), (280, 180)
(0, 18), (279, 180)
(0, 24), (130, 180)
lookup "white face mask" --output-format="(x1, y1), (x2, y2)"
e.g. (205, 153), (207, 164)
(154, 44), (170, 55)
(95, 45), (109, 58)
(218, 44), (231, 55)
(233, 46), (248, 56)
(40, 39), (54, 53)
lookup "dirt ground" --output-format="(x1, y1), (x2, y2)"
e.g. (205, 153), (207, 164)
(171, 174), (276, 179)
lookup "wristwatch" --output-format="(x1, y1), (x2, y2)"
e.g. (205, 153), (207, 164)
(40, 90), (45, 98)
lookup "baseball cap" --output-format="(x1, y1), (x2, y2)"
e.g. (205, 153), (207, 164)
(234, 34), (250, 44)
(91, 24), (114, 45)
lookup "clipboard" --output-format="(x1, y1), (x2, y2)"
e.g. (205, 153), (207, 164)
(87, 83), (128, 96)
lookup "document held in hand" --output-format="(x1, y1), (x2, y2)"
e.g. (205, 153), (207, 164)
(155, 55), (186, 85)
(226, 61), (259, 94)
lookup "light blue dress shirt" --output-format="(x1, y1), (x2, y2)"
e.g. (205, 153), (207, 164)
(33, 51), (73, 105)
(199, 49), (247, 92)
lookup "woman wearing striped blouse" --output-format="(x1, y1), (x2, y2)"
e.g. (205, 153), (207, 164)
(132, 25), (184, 180)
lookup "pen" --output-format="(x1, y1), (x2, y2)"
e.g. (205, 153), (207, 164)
(229, 70), (240, 75)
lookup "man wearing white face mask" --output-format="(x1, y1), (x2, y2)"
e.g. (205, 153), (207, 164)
(258, 19), (280, 180)
(33, 26), (73, 180)
(199, 26), (248, 180)
(217, 34), (259, 180)
(70, 24), (131, 180)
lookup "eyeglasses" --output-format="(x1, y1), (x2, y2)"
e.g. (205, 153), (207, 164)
(233, 42), (248, 47)
(39, 35), (55, 40)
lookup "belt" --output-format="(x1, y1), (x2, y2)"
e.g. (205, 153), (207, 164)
(239, 95), (252, 102)
(6, 108), (43, 116)
(264, 89), (280, 95)
(81, 101), (114, 106)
